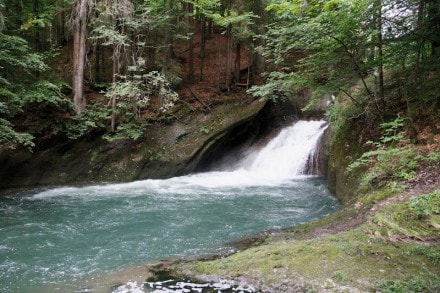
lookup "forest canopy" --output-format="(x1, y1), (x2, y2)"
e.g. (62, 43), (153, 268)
(0, 0), (439, 149)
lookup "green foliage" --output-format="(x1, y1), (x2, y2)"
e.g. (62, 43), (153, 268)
(0, 118), (35, 149)
(376, 278), (431, 293)
(199, 125), (210, 135)
(367, 190), (440, 241)
(253, 0), (440, 118)
(0, 33), (47, 73)
(376, 118), (407, 147)
(22, 81), (70, 107)
(0, 30), (57, 149)
(250, 0), (376, 107)
(157, 112), (177, 124)
(408, 190), (440, 219)
(66, 103), (110, 139)
(247, 71), (301, 101)
(91, 0), (181, 136)
(346, 118), (424, 188)
(353, 147), (420, 188)
(105, 71), (179, 116)
(209, 10), (254, 27)
(406, 246), (440, 264)
(332, 270), (348, 282)
(103, 121), (146, 141)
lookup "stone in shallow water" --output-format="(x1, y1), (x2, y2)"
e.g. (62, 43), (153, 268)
(112, 279), (257, 293)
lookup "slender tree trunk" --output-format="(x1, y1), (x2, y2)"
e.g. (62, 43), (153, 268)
(56, 0), (66, 46)
(427, 0), (440, 56)
(375, 0), (385, 107)
(161, 0), (174, 80)
(199, 15), (206, 81)
(207, 20), (212, 40)
(416, 0), (426, 66)
(33, 0), (41, 51)
(95, 43), (101, 82)
(234, 42), (241, 82)
(187, 2), (195, 83)
(111, 47), (117, 132)
(14, 1), (23, 29)
(250, 0), (266, 76)
(225, 24), (233, 91)
(217, 45), (221, 89)
(71, 0), (94, 113)
(72, 17), (87, 112)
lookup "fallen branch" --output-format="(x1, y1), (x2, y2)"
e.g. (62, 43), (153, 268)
(189, 87), (211, 111)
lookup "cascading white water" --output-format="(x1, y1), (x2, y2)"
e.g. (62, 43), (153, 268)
(0, 120), (338, 293)
(157, 119), (329, 188)
(244, 120), (327, 179)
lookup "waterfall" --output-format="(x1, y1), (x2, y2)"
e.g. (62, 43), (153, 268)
(239, 120), (328, 180)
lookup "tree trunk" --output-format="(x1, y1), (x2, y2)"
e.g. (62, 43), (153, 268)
(427, 0), (440, 56)
(72, 17), (87, 112)
(56, 0), (66, 46)
(161, 0), (174, 79)
(71, 0), (94, 113)
(199, 15), (206, 81)
(250, 0), (266, 76)
(225, 24), (233, 91)
(111, 48), (117, 133)
(95, 43), (101, 83)
(234, 42), (241, 82)
(187, 2), (194, 83)
(14, 1), (23, 29)
(416, 0), (425, 66)
(33, 0), (41, 51)
(207, 20), (212, 40)
(375, 0), (385, 108)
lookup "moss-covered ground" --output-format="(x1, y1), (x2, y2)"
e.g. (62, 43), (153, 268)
(175, 188), (440, 292)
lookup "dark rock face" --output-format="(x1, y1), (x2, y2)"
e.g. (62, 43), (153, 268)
(0, 98), (301, 191)
(324, 123), (366, 203)
(195, 98), (300, 172)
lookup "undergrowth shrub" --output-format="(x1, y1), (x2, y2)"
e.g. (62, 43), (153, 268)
(346, 117), (439, 190)
(367, 190), (440, 241)
(376, 277), (434, 293)
(66, 102), (110, 139)
(408, 190), (440, 219)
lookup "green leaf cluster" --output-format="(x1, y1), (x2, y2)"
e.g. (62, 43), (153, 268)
(345, 117), (440, 189)
(103, 121), (146, 141)
(0, 29), (59, 149)
(66, 103), (110, 139)
(409, 190), (440, 220)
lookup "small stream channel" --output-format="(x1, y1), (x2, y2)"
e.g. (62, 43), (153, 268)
(0, 120), (340, 292)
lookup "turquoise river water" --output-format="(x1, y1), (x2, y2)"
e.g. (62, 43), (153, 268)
(0, 120), (340, 292)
